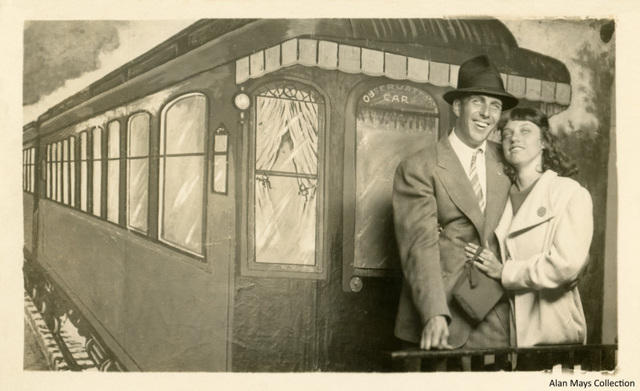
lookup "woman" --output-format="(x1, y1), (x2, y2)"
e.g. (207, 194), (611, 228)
(464, 108), (593, 347)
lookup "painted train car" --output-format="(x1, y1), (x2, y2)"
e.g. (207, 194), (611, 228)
(22, 19), (612, 372)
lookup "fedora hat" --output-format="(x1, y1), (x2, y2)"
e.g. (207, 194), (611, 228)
(443, 55), (518, 110)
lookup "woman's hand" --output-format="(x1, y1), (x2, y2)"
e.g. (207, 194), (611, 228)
(464, 242), (503, 280)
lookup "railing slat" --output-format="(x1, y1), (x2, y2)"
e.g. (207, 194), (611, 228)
(560, 349), (575, 371)
(603, 348), (616, 371)
(434, 358), (447, 372)
(495, 353), (509, 371)
(470, 355), (484, 371)
(589, 349), (602, 371)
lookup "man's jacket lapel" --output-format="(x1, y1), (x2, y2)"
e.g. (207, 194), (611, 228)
(482, 143), (511, 244)
(435, 137), (485, 238)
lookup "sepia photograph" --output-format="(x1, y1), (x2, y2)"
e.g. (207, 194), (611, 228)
(2, 0), (639, 390)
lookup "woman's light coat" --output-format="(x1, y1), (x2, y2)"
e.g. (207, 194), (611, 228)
(495, 170), (593, 346)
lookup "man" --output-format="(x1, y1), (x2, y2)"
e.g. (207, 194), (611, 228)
(393, 55), (518, 362)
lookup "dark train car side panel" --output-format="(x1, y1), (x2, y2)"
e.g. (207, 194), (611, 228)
(35, 65), (240, 371)
(38, 202), (229, 371)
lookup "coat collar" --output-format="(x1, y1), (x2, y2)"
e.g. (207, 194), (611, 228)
(436, 134), (510, 242)
(497, 170), (558, 238)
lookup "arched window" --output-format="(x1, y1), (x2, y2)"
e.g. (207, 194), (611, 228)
(79, 132), (88, 211)
(247, 81), (325, 275)
(92, 127), (103, 217)
(346, 83), (439, 280)
(107, 121), (121, 223)
(46, 144), (52, 199)
(127, 112), (150, 233)
(53, 142), (60, 202)
(68, 137), (75, 207)
(158, 94), (207, 256)
(62, 139), (69, 204)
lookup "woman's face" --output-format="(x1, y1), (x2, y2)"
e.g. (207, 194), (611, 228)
(501, 120), (545, 171)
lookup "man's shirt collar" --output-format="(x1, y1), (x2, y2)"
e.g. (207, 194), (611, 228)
(449, 128), (486, 157)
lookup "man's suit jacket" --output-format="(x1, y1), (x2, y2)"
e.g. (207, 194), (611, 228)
(392, 134), (511, 347)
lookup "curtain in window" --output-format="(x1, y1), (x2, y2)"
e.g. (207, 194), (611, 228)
(254, 95), (318, 265)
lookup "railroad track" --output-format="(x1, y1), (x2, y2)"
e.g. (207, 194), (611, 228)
(24, 291), (97, 371)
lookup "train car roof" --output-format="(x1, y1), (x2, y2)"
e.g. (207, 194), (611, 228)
(32, 18), (571, 131)
(22, 121), (39, 143)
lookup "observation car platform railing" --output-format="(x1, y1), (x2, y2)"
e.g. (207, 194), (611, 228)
(390, 344), (617, 372)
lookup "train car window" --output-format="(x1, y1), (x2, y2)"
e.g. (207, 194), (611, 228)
(92, 127), (103, 217)
(52, 142), (59, 202)
(69, 137), (76, 207)
(27, 149), (31, 191)
(30, 148), (35, 192)
(22, 150), (27, 191)
(249, 82), (324, 269)
(158, 94), (207, 256)
(57, 141), (63, 202)
(24, 150), (28, 191)
(60, 142), (65, 201)
(22, 149), (31, 191)
(63, 139), (70, 205)
(46, 145), (51, 199)
(107, 121), (120, 224)
(352, 83), (438, 271)
(51, 143), (56, 200)
(59, 141), (64, 203)
(80, 132), (88, 212)
(127, 112), (150, 234)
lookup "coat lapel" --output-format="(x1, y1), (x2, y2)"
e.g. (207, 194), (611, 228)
(507, 170), (557, 236)
(436, 137), (485, 238)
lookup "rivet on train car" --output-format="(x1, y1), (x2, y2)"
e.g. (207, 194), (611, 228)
(349, 276), (363, 293)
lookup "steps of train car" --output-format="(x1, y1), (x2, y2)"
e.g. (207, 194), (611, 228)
(24, 291), (97, 371)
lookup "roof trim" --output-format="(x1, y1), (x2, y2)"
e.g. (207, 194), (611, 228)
(236, 38), (571, 106)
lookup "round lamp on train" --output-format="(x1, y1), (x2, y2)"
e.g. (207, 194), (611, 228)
(233, 91), (251, 111)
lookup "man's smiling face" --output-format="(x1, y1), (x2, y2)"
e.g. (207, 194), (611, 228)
(452, 94), (503, 148)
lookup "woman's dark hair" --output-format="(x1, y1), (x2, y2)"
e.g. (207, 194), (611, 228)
(499, 107), (578, 182)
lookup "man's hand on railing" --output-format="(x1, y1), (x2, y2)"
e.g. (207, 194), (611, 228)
(421, 315), (453, 350)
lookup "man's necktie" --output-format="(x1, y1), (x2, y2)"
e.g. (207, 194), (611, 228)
(469, 149), (485, 213)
